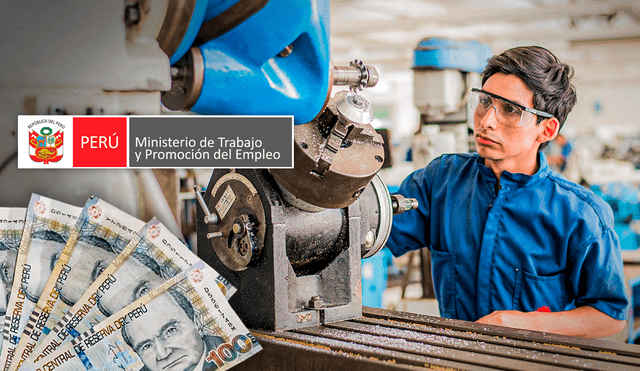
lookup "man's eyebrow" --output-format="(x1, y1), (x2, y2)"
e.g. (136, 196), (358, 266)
(134, 338), (154, 354)
(133, 319), (180, 353)
(159, 319), (180, 337)
(132, 279), (150, 300)
(482, 89), (528, 109)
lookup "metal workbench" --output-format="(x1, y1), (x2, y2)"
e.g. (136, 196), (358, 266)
(235, 307), (640, 370)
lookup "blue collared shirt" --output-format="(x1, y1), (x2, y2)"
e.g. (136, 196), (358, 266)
(386, 152), (629, 321)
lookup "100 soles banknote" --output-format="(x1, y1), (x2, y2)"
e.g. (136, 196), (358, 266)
(7, 197), (145, 371)
(24, 217), (235, 367)
(1, 195), (81, 370)
(21, 261), (261, 371)
(0, 207), (27, 356)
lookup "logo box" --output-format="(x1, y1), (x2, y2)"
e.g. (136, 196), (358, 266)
(72, 117), (127, 167)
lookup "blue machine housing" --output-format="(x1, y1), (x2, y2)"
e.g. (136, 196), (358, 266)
(170, 0), (331, 125)
(413, 37), (493, 73)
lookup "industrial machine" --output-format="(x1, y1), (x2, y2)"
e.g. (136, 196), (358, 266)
(159, 0), (418, 331)
(1, 0), (419, 332)
(411, 38), (493, 168)
(2, 1), (640, 370)
(193, 88), (418, 330)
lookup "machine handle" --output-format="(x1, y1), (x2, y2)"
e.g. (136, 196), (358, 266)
(391, 194), (419, 215)
(193, 186), (219, 225)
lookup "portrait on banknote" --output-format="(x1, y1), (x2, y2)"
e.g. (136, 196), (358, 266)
(21, 262), (260, 371)
(27, 218), (236, 367)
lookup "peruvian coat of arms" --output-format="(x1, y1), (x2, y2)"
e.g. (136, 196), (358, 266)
(29, 126), (63, 164)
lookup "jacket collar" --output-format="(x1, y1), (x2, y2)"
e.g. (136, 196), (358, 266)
(475, 152), (550, 187)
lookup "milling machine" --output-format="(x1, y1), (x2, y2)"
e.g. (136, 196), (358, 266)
(194, 74), (419, 330)
(411, 38), (493, 168)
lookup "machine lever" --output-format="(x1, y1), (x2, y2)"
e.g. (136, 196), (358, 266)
(207, 232), (223, 239)
(391, 194), (419, 215)
(193, 186), (219, 225)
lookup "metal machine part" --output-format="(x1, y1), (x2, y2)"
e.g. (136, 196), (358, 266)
(203, 172), (266, 271)
(360, 174), (392, 259)
(199, 170), (396, 275)
(270, 91), (384, 210)
(413, 38), (491, 125)
(156, 0), (198, 60)
(333, 59), (379, 93)
(390, 193), (419, 215)
(335, 90), (374, 125)
(161, 47), (204, 111)
(196, 169), (408, 330)
(161, 0), (332, 125)
(233, 307), (640, 371)
(411, 38), (493, 167)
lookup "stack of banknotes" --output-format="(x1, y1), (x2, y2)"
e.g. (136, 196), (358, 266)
(0, 194), (261, 371)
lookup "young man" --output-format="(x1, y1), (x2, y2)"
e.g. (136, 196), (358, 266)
(386, 46), (628, 338)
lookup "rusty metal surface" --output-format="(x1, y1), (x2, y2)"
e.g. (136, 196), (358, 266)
(232, 307), (640, 371)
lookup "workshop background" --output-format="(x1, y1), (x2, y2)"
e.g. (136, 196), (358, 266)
(2, 0), (640, 356)
(171, 0), (640, 344)
(329, 0), (640, 344)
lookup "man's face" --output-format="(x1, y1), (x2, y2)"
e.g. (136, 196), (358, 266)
(473, 73), (548, 171)
(25, 239), (64, 303)
(0, 249), (17, 315)
(98, 257), (164, 316)
(59, 240), (117, 306)
(127, 293), (205, 371)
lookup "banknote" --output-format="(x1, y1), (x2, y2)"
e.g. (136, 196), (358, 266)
(0, 208), (26, 319)
(7, 197), (145, 371)
(24, 217), (235, 367)
(21, 260), (260, 371)
(0, 207), (28, 357)
(0, 195), (81, 370)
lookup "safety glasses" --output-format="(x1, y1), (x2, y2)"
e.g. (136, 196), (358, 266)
(470, 88), (553, 128)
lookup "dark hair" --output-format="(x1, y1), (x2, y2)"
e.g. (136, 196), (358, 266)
(121, 288), (196, 349)
(130, 250), (162, 276)
(31, 230), (67, 271)
(95, 250), (163, 317)
(481, 46), (577, 149)
(77, 234), (115, 253)
(32, 230), (66, 244)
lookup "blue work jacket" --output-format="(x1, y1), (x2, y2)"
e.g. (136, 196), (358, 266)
(386, 152), (629, 321)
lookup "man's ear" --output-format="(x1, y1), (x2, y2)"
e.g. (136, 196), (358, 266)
(538, 117), (559, 144)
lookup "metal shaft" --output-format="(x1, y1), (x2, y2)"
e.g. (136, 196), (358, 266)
(333, 64), (379, 88)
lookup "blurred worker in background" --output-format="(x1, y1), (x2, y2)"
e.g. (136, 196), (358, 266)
(386, 46), (628, 338)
